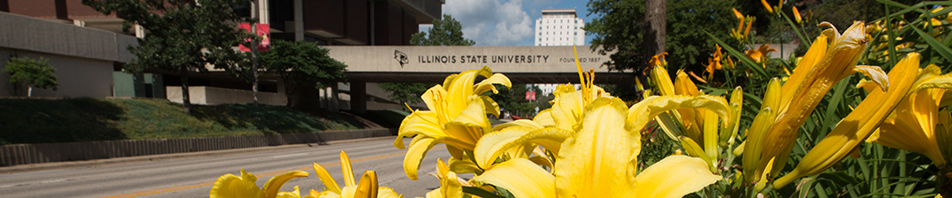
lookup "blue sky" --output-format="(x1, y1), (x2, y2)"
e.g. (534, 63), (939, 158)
(420, 0), (596, 46)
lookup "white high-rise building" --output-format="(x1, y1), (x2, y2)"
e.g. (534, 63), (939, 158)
(533, 9), (584, 97)
(534, 9), (585, 46)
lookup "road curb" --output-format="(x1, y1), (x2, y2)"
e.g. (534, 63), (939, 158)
(0, 128), (396, 169)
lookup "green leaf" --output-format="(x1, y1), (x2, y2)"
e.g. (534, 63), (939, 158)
(911, 26), (952, 63)
(462, 186), (505, 198)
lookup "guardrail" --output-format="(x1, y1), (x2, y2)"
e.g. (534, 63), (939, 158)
(0, 129), (392, 166)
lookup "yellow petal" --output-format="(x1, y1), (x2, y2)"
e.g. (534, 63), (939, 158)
(474, 126), (571, 168)
(436, 158), (449, 177)
(937, 109), (952, 166)
(474, 73), (512, 95)
(722, 86), (744, 146)
(420, 85), (448, 116)
(448, 156), (482, 175)
(376, 187), (402, 198)
(875, 88), (947, 166)
(550, 85), (584, 131)
(781, 35), (828, 107)
(303, 189), (320, 198)
(445, 68), (489, 110)
(472, 158), (556, 198)
(395, 111), (444, 149)
(911, 64), (952, 92)
(650, 58), (676, 96)
(744, 107), (776, 183)
(533, 109), (557, 127)
(404, 138), (438, 180)
(793, 6), (802, 23)
(276, 186), (301, 198)
(262, 171), (309, 198)
(491, 119), (544, 131)
(313, 162), (342, 194)
(353, 171), (378, 198)
(760, 0), (773, 13)
(439, 171), (464, 198)
(480, 96), (502, 117)
(446, 96), (493, 145)
(210, 169), (262, 198)
(679, 136), (713, 167)
(674, 69), (700, 96)
(633, 155), (721, 198)
(732, 8), (744, 20)
(627, 95), (731, 133)
(703, 109), (720, 160)
(556, 97), (638, 197)
(852, 65), (889, 91)
(473, 126), (536, 167)
(339, 151), (357, 187)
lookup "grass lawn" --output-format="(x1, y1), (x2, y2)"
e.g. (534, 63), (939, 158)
(0, 98), (378, 145)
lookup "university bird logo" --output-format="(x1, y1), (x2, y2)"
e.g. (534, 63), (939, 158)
(394, 50), (409, 67)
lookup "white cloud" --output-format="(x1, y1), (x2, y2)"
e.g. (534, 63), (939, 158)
(444, 0), (534, 46)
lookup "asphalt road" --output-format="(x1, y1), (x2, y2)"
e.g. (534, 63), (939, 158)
(0, 137), (453, 198)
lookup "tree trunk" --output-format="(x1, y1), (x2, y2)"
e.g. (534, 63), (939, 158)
(181, 66), (191, 113)
(284, 79), (294, 107)
(252, 22), (260, 108)
(644, 0), (667, 61)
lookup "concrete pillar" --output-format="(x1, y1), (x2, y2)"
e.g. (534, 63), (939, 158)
(329, 85), (340, 112)
(350, 80), (366, 113)
(257, 0), (269, 24)
(294, 0), (304, 41)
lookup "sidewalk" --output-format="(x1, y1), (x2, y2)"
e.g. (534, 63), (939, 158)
(0, 128), (393, 169)
(0, 135), (396, 174)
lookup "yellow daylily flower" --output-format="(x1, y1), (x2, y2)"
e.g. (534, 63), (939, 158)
(761, 0), (774, 14)
(473, 46), (606, 169)
(210, 169), (308, 198)
(472, 96), (721, 198)
(732, 8), (744, 20)
(703, 44), (724, 81)
(395, 66), (512, 179)
(868, 88), (948, 166)
(755, 22), (890, 188)
(423, 159), (466, 198)
(773, 52), (950, 188)
(312, 151), (403, 198)
(746, 44), (777, 64)
(793, 6), (802, 24)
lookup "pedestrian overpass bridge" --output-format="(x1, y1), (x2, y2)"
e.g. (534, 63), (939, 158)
(323, 45), (633, 112)
(325, 46), (630, 84)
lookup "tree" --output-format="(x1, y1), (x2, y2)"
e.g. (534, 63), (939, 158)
(487, 84), (551, 118)
(409, 14), (475, 46)
(259, 40), (348, 107)
(378, 83), (429, 110)
(83, 0), (247, 113)
(383, 14), (475, 111)
(3, 57), (57, 97)
(586, 0), (740, 75)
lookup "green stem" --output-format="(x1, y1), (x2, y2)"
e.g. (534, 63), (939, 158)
(939, 165), (951, 197)
(779, 11), (810, 47)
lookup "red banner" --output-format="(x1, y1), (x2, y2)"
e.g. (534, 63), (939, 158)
(239, 23), (270, 52)
(526, 91), (536, 100)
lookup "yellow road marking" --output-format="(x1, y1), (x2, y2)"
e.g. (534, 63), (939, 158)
(100, 146), (445, 198)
